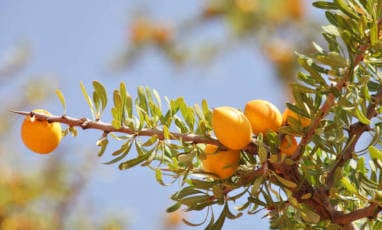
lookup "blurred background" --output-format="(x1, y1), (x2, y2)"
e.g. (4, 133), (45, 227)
(0, 0), (321, 229)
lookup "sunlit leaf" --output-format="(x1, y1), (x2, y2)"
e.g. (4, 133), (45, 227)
(137, 86), (148, 112)
(55, 89), (66, 114)
(80, 81), (95, 119)
(96, 135), (109, 157)
(142, 135), (158, 147)
(369, 146), (382, 161)
(354, 106), (370, 125)
(93, 80), (107, 113)
(340, 176), (358, 194)
(273, 173), (297, 189)
(299, 204), (320, 224)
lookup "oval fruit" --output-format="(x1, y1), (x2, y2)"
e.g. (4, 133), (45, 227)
(280, 136), (298, 156)
(21, 109), (62, 154)
(201, 144), (240, 179)
(282, 107), (311, 128)
(244, 100), (282, 134)
(212, 106), (252, 150)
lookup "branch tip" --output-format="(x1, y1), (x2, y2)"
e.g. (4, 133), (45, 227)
(9, 109), (30, 116)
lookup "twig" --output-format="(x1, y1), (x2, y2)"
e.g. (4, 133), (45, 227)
(11, 110), (220, 145)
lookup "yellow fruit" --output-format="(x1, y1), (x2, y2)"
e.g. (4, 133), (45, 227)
(129, 19), (152, 44)
(285, 0), (304, 20)
(153, 24), (173, 45)
(244, 100), (282, 134)
(280, 136), (298, 156)
(282, 107), (311, 128)
(164, 210), (184, 227)
(201, 144), (240, 179)
(21, 109), (62, 154)
(212, 106), (252, 150)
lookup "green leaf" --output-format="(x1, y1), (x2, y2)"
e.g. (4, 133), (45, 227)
(313, 1), (337, 10)
(80, 81), (95, 119)
(297, 55), (328, 86)
(137, 86), (149, 112)
(104, 141), (133, 165)
(193, 103), (204, 120)
(152, 89), (162, 110)
(358, 173), (379, 191)
(68, 126), (78, 136)
(316, 52), (348, 68)
(251, 176), (263, 196)
(155, 168), (167, 186)
(93, 91), (100, 117)
(201, 99), (211, 120)
(322, 25), (341, 37)
(340, 176), (358, 194)
(258, 145), (268, 164)
(286, 103), (310, 119)
(290, 83), (315, 94)
(96, 135), (109, 157)
(370, 19), (378, 46)
(142, 135), (158, 147)
(177, 152), (195, 167)
(273, 173), (297, 189)
(119, 151), (151, 170)
(166, 202), (181, 213)
(93, 81), (107, 113)
(178, 194), (210, 208)
(191, 179), (215, 190)
(120, 82), (133, 119)
(171, 186), (205, 200)
(369, 146), (382, 161)
(207, 205), (226, 230)
(178, 99), (194, 131)
(174, 116), (189, 133)
(334, 0), (360, 19)
(354, 106), (370, 125)
(299, 204), (320, 224)
(55, 89), (66, 114)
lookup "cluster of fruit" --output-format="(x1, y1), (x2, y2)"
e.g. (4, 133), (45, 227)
(19, 102), (310, 181)
(202, 100), (310, 179)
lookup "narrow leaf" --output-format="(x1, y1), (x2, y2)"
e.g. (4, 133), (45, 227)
(273, 173), (297, 189)
(93, 81), (108, 112)
(166, 202), (181, 213)
(354, 106), (370, 125)
(369, 146), (382, 161)
(340, 177), (358, 194)
(55, 89), (67, 114)
(96, 135), (109, 157)
(119, 152), (151, 170)
(80, 81), (95, 118)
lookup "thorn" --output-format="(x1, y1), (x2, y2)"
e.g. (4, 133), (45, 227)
(9, 110), (31, 116)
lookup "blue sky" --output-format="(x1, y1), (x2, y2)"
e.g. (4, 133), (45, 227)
(0, 1), (311, 229)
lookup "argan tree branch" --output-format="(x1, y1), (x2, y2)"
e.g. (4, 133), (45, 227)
(326, 86), (382, 187)
(11, 110), (221, 145)
(292, 39), (372, 161)
(334, 203), (382, 226)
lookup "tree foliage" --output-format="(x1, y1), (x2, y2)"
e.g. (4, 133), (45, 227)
(12, 0), (382, 229)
